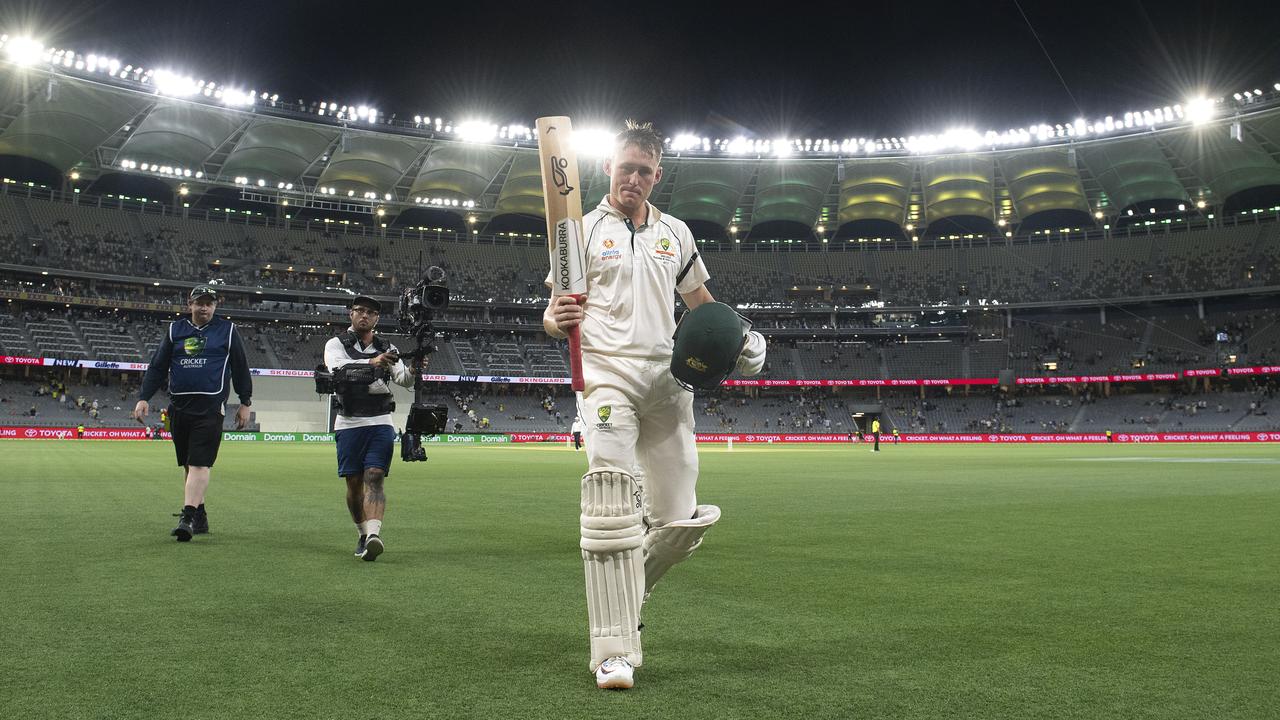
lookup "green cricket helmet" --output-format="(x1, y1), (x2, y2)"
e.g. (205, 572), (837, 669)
(670, 301), (751, 391)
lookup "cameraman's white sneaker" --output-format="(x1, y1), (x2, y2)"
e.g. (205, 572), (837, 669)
(595, 656), (635, 689)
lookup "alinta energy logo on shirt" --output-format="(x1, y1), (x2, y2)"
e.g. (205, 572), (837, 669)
(600, 237), (621, 260)
(653, 237), (676, 262)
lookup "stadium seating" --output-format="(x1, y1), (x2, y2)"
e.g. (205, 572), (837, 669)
(5, 190), (1280, 307)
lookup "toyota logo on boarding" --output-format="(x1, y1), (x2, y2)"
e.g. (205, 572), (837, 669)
(24, 428), (37, 438)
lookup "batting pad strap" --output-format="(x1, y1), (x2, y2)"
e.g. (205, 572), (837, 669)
(643, 504), (721, 599)
(581, 467), (645, 670)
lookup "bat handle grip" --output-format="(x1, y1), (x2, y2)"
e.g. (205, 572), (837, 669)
(567, 293), (585, 392)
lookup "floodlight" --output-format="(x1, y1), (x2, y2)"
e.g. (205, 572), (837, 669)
(724, 136), (751, 154)
(153, 70), (199, 97)
(5, 36), (43, 66)
(1186, 97), (1214, 126)
(223, 88), (253, 106)
(457, 120), (497, 143)
(571, 128), (615, 157)
(670, 134), (699, 152)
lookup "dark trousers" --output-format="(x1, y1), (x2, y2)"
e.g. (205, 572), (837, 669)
(873, 432), (880, 450)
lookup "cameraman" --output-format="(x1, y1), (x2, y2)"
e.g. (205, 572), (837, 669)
(323, 295), (415, 561)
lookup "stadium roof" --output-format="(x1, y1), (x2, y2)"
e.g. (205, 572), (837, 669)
(2, 61), (1280, 237)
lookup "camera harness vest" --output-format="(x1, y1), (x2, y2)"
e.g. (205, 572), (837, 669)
(334, 331), (396, 417)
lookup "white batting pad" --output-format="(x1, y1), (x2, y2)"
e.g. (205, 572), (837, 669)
(643, 504), (722, 601)
(581, 467), (646, 670)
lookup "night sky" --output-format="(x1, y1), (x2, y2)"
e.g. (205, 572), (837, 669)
(4, 0), (1279, 140)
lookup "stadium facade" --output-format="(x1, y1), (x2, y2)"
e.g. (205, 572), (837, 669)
(0, 52), (1276, 439)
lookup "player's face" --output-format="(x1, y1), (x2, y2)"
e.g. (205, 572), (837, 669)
(189, 297), (216, 324)
(605, 144), (662, 215)
(350, 304), (379, 332)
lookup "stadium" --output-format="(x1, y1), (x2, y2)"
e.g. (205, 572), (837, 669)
(1, 15), (1277, 720)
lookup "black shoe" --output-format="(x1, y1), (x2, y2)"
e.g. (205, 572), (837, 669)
(363, 534), (384, 562)
(354, 534), (368, 559)
(172, 515), (194, 542)
(192, 508), (209, 535)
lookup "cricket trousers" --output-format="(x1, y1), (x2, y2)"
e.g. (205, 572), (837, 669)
(578, 351), (699, 527)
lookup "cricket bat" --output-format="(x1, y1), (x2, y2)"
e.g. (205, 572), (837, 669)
(536, 116), (586, 391)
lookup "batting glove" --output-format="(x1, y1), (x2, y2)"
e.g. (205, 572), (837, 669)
(736, 330), (767, 376)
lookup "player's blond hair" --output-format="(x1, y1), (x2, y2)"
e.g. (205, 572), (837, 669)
(615, 120), (663, 162)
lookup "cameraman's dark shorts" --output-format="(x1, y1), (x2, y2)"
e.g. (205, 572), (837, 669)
(170, 409), (223, 467)
(336, 424), (395, 477)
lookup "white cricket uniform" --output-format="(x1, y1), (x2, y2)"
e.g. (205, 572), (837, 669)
(548, 199), (710, 526)
(323, 332), (415, 431)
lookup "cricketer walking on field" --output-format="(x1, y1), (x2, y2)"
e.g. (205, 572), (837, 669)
(544, 122), (767, 689)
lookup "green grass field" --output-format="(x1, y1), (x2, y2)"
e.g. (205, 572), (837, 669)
(2, 441), (1277, 719)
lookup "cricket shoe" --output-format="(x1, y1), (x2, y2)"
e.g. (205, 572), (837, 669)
(171, 515), (194, 542)
(354, 534), (368, 559)
(595, 656), (635, 689)
(363, 534), (384, 562)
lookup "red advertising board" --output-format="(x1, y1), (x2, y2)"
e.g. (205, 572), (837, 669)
(723, 378), (1000, 387)
(1183, 368), (1222, 377)
(1225, 366), (1280, 376)
(7, 349), (1278, 385)
(1016, 373), (1180, 385)
(4, 427), (1277, 443)
(0, 426), (171, 440)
